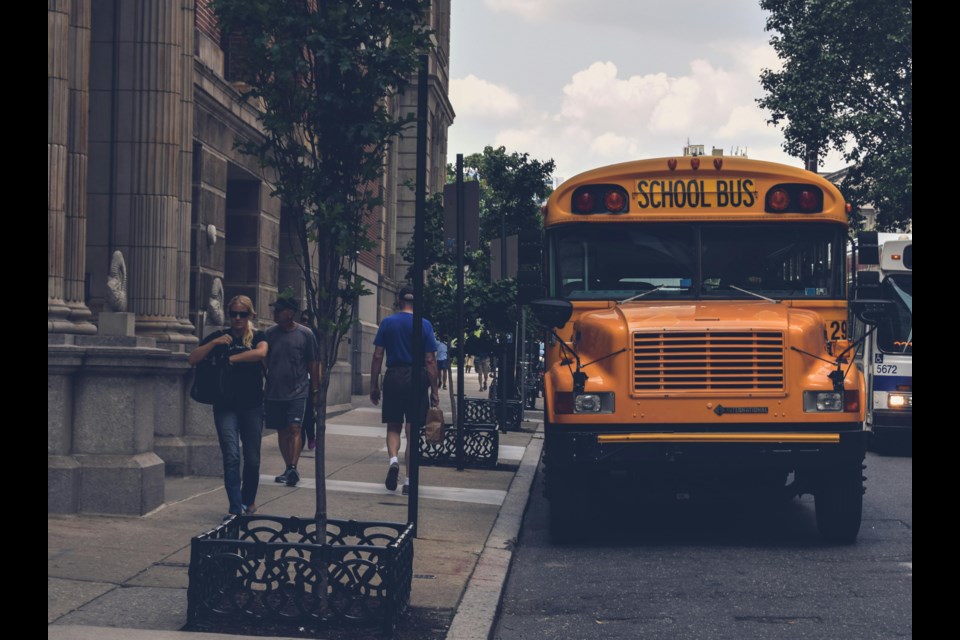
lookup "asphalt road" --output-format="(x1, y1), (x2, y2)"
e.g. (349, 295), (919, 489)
(492, 449), (912, 639)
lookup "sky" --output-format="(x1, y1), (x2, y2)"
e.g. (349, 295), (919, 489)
(446, 0), (849, 184)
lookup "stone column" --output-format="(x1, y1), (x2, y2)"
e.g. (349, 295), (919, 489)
(49, 0), (72, 331)
(175, 0), (196, 336)
(63, 0), (97, 335)
(120, 0), (195, 347)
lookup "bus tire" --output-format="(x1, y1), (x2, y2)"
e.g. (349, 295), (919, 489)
(547, 468), (589, 544)
(814, 464), (865, 544)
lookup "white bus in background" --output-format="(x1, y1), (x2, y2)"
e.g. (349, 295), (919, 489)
(852, 232), (912, 453)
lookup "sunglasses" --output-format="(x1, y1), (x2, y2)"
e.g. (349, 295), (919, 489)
(229, 311), (250, 318)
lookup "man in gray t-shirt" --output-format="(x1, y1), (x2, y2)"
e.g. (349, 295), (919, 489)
(264, 297), (320, 486)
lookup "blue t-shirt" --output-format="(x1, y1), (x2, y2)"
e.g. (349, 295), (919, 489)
(374, 312), (438, 367)
(437, 341), (448, 362)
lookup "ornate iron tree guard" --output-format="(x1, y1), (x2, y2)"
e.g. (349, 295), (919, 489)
(186, 515), (414, 634)
(419, 423), (499, 468)
(464, 398), (524, 432)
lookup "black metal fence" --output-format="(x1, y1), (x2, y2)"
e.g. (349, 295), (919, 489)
(186, 515), (414, 634)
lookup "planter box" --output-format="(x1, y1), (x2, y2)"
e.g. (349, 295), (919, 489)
(186, 516), (414, 634)
(464, 398), (523, 432)
(419, 423), (499, 468)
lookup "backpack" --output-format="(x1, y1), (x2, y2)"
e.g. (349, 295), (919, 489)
(189, 343), (230, 405)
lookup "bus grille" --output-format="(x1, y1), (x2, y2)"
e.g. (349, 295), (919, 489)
(632, 331), (785, 392)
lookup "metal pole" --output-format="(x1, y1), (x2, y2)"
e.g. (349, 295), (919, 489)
(408, 55), (429, 535)
(456, 154), (465, 471)
(520, 307), (526, 411)
(499, 209), (507, 431)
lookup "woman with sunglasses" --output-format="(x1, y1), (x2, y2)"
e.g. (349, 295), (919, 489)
(189, 295), (268, 521)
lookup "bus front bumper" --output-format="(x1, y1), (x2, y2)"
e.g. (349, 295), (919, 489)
(545, 423), (868, 470)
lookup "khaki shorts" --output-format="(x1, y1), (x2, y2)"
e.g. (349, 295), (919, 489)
(476, 357), (490, 375)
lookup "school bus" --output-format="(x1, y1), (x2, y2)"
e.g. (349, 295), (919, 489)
(527, 156), (870, 544)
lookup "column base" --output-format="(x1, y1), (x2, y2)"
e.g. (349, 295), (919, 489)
(155, 435), (224, 477)
(73, 452), (166, 515)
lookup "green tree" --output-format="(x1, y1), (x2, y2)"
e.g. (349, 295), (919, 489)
(462, 146), (555, 336)
(405, 147), (554, 337)
(213, 0), (433, 531)
(758, 0), (912, 230)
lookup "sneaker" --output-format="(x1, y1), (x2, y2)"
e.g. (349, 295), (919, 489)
(242, 504), (257, 515)
(274, 468), (292, 483)
(308, 437), (317, 450)
(385, 461), (400, 491)
(285, 467), (300, 487)
(401, 484), (409, 496)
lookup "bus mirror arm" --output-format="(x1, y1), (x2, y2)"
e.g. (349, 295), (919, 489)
(790, 324), (879, 392)
(550, 329), (587, 391)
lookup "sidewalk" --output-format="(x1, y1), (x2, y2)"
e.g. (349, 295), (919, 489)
(48, 367), (543, 640)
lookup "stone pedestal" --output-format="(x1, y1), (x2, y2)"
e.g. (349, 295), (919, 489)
(48, 339), (190, 514)
(98, 311), (136, 336)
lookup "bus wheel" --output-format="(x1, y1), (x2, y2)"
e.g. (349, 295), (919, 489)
(814, 464), (865, 544)
(547, 469), (589, 544)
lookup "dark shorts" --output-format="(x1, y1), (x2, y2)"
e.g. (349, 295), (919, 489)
(382, 366), (429, 426)
(438, 359), (449, 370)
(264, 398), (307, 429)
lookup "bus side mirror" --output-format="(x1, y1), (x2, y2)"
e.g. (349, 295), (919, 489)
(850, 299), (895, 326)
(530, 298), (573, 328)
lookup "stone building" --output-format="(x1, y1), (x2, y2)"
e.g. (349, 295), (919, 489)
(48, 0), (454, 515)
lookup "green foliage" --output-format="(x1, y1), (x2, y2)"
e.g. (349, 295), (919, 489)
(212, 0), (433, 395)
(404, 146), (554, 339)
(758, 0), (911, 230)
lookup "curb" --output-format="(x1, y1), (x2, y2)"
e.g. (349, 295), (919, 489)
(443, 424), (544, 640)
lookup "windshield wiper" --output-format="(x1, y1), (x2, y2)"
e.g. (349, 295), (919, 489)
(618, 285), (664, 304)
(728, 285), (781, 304)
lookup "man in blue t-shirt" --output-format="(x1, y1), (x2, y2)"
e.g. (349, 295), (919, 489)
(369, 286), (440, 495)
(436, 338), (449, 389)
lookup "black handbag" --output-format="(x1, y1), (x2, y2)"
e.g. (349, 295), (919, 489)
(190, 349), (229, 405)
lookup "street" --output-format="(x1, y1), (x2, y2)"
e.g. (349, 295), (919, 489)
(493, 448), (912, 639)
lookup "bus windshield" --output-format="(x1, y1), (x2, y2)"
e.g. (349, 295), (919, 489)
(877, 273), (912, 354)
(551, 222), (845, 301)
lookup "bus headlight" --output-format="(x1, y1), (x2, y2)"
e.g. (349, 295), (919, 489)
(888, 393), (912, 409)
(573, 393), (615, 414)
(803, 391), (843, 412)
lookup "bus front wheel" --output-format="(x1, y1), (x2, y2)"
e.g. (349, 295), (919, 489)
(547, 468), (590, 544)
(814, 464), (866, 544)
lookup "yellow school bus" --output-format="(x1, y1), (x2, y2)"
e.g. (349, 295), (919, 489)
(528, 156), (868, 544)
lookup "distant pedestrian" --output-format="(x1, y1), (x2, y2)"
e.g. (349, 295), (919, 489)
(299, 310), (321, 451)
(264, 296), (320, 487)
(437, 337), (449, 389)
(464, 354), (473, 374)
(369, 286), (440, 496)
(189, 295), (268, 521)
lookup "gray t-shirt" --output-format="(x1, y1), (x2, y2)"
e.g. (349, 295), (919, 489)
(264, 323), (319, 401)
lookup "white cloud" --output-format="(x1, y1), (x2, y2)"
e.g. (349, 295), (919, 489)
(448, 3), (850, 176)
(450, 75), (523, 119)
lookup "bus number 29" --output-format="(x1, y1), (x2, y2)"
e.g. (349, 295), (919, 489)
(830, 321), (847, 340)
